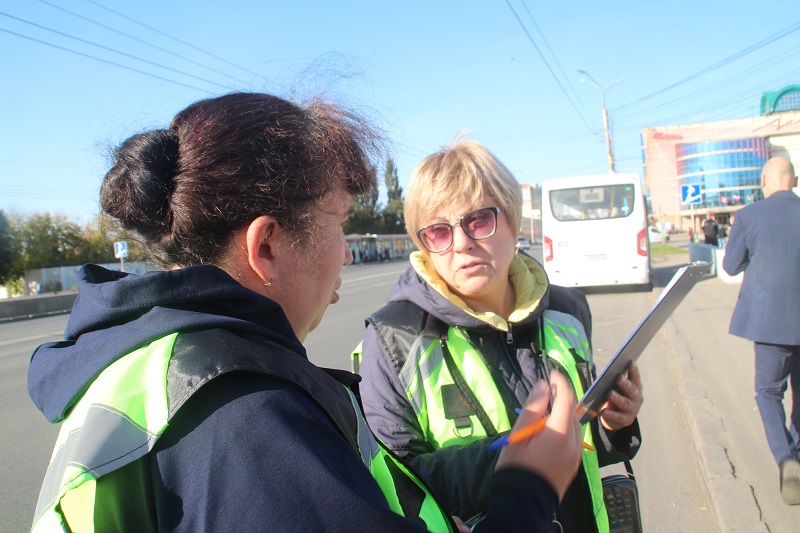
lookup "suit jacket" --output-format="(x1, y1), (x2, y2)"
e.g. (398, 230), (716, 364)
(723, 190), (800, 344)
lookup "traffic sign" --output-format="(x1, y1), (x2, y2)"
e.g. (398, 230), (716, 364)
(114, 241), (129, 259)
(681, 184), (702, 205)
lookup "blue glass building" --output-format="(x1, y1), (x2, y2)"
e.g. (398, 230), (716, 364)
(676, 138), (768, 210)
(643, 84), (800, 230)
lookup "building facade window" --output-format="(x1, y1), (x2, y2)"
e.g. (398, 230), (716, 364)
(676, 138), (767, 209)
(761, 85), (800, 115)
(774, 89), (800, 112)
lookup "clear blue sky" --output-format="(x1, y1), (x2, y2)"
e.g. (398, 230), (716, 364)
(2, 0), (798, 223)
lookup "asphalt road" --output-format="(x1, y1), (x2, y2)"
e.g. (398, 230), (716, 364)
(1, 316), (65, 532)
(2, 245), (785, 531)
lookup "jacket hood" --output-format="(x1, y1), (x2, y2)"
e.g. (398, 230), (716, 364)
(386, 251), (550, 332)
(29, 264), (303, 423)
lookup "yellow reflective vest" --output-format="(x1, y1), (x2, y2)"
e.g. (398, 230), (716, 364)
(32, 329), (454, 533)
(354, 308), (609, 533)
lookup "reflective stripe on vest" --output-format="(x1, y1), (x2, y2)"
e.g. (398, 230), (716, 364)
(542, 310), (609, 533)
(32, 333), (177, 533)
(397, 327), (511, 446)
(345, 393), (454, 532)
(33, 333), (453, 533)
(393, 310), (609, 533)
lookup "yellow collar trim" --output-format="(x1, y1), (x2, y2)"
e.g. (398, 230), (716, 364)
(410, 251), (548, 332)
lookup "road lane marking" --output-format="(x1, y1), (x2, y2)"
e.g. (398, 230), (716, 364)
(0, 331), (64, 348)
(342, 270), (405, 283)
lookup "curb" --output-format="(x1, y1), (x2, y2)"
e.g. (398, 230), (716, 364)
(0, 308), (71, 324)
(664, 301), (768, 532)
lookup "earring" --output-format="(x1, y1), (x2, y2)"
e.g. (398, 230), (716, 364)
(265, 279), (273, 287)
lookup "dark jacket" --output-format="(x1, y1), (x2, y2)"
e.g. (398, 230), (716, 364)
(703, 219), (719, 244)
(359, 252), (641, 532)
(29, 264), (559, 532)
(723, 190), (800, 344)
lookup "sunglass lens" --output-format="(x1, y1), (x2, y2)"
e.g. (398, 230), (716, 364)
(464, 208), (496, 239)
(422, 224), (452, 252)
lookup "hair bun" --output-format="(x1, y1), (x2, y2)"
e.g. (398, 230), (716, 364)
(100, 129), (180, 241)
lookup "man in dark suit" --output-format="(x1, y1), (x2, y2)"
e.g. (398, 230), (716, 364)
(723, 156), (800, 505)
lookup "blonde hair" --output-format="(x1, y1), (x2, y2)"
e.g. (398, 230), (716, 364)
(404, 136), (522, 250)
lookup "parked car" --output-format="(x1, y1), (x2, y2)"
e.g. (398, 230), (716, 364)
(516, 237), (531, 250)
(648, 227), (669, 243)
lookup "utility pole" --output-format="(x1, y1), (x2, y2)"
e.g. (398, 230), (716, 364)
(578, 70), (621, 173)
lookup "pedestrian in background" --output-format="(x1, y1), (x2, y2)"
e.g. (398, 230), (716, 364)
(703, 215), (719, 246)
(717, 222), (728, 248)
(723, 156), (800, 505)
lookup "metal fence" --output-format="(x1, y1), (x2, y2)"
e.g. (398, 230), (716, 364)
(20, 261), (157, 297)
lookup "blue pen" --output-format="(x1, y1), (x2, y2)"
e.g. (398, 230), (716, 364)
(488, 434), (508, 451)
(486, 408), (530, 451)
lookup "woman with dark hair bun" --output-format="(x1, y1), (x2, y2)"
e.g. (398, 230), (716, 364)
(28, 92), (582, 532)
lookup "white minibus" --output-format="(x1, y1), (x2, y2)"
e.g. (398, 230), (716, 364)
(541, 173), (651, 289)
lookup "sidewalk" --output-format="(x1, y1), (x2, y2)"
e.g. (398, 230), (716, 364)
(655, 248), (798, 532)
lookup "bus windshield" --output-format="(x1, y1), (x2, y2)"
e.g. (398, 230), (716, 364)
(549, 184), (636, 222)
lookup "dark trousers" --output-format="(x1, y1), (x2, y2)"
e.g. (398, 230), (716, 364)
(754, 342), (800, 464)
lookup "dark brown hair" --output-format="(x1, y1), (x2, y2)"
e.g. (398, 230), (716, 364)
(100, 92), (378, 267)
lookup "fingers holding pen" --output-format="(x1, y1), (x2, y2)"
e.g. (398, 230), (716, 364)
(545, 370), (583, 474)
(495, 370), (582, 500)
(518, 374), (552, 420)
(546, 370), (579, 427)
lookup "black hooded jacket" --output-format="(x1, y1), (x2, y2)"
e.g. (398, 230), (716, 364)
(29, 264), (562, 532)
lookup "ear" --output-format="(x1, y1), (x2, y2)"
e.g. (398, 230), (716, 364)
(244, 215), (280, 285)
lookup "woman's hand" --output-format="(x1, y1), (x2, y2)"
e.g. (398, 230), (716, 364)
(451, 516), (472, 533)
(495, 370), (582, 500)
(599, 362), (643, 432)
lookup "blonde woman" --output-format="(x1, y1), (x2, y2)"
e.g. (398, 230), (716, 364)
(358, 137), (643, 532)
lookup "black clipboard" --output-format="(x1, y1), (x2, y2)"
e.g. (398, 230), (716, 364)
(577, 261), (709, 425)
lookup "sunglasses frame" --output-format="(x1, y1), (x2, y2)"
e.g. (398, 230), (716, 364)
(416, 206), (505, 254)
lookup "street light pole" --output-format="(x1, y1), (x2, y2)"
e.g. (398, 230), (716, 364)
(578, 69), (620, 173)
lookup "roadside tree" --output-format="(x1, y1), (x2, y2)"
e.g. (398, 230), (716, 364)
(11, 213), (86, 270)
(343, 165), (383, 234)
(0, 210), (20, 284)
(383, 158), (404, 234)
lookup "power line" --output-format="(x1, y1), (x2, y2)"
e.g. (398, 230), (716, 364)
(83, 0), (260, 77)
(501, 131), (596, 157)
(613, 49), (800, 128)
(0, 159), (89, 169)
(0, 185), (97, 201)
(0, 27), (212, 93)
(518, 0), (593, 124)
(636, 0), (769, 77)
(605, 38), (800, 169)
(0, 12), (232, 90)
(36, 0), (249, 84)
(618, 18), (800, 111)
(503, 0), (596, 135)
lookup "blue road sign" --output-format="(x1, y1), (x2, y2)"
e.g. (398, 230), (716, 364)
(681, 184), (702, 205)
(114, 241), (129, 259)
